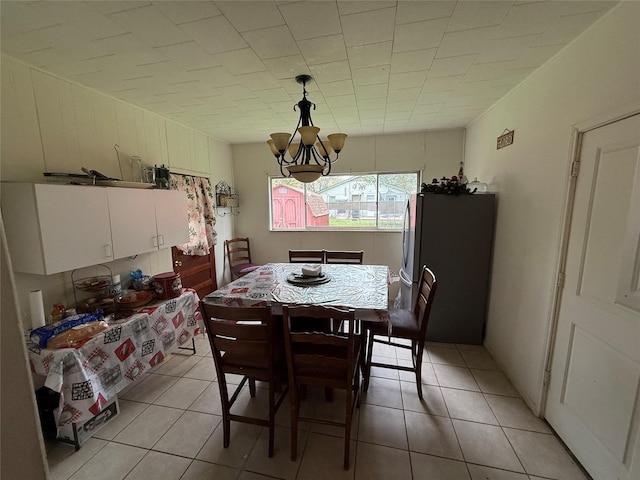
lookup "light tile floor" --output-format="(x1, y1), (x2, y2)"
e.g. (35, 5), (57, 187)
(46, 336), (590, 480)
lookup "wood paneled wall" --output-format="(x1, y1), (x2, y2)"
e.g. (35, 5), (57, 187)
(0, 54), (233, 330)
(1, 55), (221, 183)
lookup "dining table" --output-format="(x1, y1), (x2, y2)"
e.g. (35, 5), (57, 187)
(203, 262), (390, 323)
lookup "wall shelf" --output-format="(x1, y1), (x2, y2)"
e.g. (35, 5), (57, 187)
(215, 181), (239, 216)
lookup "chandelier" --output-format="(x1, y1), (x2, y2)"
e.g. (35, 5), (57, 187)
(267, 75), (347, 183)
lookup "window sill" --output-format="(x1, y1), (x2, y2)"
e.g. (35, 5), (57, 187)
(270, 228), (403, 233)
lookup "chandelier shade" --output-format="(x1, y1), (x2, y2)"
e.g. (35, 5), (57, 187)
(327, 133), (347, 152)
(288, 142), (300, 158)
(267, 75), (347, 183)
(286, 165), (324, 183)
(267, 139), (278, 156)
(298, 126), (320, 146)
(270, 133), (291, 152)
(316, 141), (331, 158)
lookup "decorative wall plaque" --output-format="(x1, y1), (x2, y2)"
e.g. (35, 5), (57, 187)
(497, 129), (514, 149)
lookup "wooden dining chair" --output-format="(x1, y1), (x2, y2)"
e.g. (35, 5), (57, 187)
(199, 302), (288, 457)
(288, 249), (325, 264)
(324, 250), (364, 264)
(282, 304), (362, 470)
(324, 250), (364, 333)
(288, 249), (336, 334)
(225, 237), (261, 279)
(363, 265), (437, 400)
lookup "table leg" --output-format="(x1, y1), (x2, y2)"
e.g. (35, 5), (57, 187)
(178, 337), (197, 355)
(57, 424), (81, 450)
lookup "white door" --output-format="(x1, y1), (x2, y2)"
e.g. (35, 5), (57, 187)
(545, 114), (640, 480)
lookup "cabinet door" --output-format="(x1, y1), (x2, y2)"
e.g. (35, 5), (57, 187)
(154, 190), (188, 248)
(39, 184), (114, 274)
(2, 184), (113, 275)
(107, 188), (158, 259)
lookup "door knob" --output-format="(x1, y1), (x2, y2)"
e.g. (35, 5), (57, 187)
(174, 260), (183, 267)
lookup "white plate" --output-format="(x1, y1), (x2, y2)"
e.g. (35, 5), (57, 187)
(95, 180), (155, 189)
(286, 273), (331, 285)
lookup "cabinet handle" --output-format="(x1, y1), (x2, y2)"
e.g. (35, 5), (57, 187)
(153, 236), (158, 247)
(174, 260), (183, 267)
(158, 234), (165, 246)
(105, 244), (112, 257)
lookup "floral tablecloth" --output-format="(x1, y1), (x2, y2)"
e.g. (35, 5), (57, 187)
(204, 263), (390, 322)
(26, 289), (203, 428)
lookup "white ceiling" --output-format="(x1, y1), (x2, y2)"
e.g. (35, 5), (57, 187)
(0, 1), (617, 144)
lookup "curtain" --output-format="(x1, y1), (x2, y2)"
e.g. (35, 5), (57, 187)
(170, 173), (217, 255)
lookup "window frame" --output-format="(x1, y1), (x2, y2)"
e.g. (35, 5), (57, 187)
(269, 171), (420, 232)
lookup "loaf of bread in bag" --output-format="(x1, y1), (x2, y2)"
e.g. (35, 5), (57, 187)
(46, 321), (109, 349)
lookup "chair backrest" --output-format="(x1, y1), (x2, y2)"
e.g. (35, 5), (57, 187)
(225, 237), (253, 269)
(200, 302), (277, 380)
(282, 305), (358, 387)
(288, 249), (325, 264)
(414, 266), (438, 337)
(324, 250), (363, 264)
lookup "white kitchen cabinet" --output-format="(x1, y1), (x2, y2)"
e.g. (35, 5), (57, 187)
(154, 190), (189, 248)
(1, 183), (189, 275)
(107, 187), (158, 258)
(1, 183), (114, 275)
(107, 188), (188, 259)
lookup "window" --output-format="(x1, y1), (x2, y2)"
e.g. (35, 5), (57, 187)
(270, 172), (418, 231)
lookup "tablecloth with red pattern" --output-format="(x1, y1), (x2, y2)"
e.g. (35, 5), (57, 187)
(26, 289), (202, 428)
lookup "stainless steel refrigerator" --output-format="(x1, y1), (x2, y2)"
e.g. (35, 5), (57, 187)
(398, 193), (496, 344)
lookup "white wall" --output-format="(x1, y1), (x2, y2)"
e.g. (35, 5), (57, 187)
(464, 2), (640, 412)
(207, 136), (236, 286)
(0, 55), (235, 330)
(1, 215), (48, 479)
(0, 53), (236, 472)
(231, 129), (464, 290)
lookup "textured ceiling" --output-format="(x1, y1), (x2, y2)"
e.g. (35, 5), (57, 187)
(0, 1), (617, 144)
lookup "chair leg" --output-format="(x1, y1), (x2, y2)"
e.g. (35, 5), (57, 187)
(290, 385), (299, 461)
(268, 384), (275, 457)
(415, 343), (425, 400)
(344, 391), (352, 470)
(411, 340), (417, 366)
(415, 361), (423, 400)
(363, 329), (374, 392)
(249, 377), (256, 397)
(355, 355), (362, 408)
(217, 375), (232, 448)
(358, 328), (367, 378)
(222, 411), (231, 448)
(344, 421), (351, 470)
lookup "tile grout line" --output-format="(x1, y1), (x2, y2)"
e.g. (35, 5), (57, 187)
(49, 341), (584, 480)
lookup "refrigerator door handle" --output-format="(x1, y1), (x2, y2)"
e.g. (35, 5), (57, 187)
(402, 199), (411, 268)
(399, 268), (412, 287)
